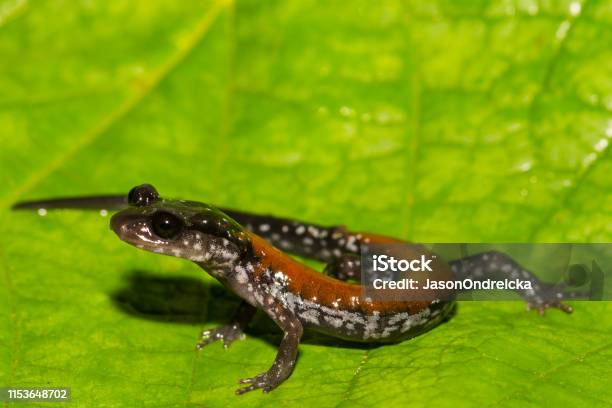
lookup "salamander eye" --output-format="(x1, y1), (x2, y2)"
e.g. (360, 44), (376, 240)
(151, 211), (183, 239)
(128, 184), (159, 207)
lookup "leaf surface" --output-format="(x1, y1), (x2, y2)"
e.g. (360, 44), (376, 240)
(1, 0), (611, 406)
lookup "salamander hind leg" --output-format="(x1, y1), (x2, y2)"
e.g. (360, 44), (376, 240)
(236, 300), (303, 394)
(450, 251), (584, 315)
(197, 301), (256, 349)
(323, 253), (361, 282)
(522, 280), (578, 315)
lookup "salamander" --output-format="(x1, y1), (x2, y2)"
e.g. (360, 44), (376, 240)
(12, 184), (578, 394)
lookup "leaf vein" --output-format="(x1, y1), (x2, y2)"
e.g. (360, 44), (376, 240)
(335, 349), (370, 406)
(0, 0), (228, 209)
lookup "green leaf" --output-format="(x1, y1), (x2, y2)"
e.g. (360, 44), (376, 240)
(1, 0), (611, 407)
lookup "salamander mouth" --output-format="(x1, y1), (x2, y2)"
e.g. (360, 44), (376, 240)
(110, 210), (161, 247)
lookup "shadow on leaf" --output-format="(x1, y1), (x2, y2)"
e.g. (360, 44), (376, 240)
(111, 269), (237, 325)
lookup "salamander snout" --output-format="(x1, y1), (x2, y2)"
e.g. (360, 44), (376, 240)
(110, 211), (129, 238)
(110, 209), (160, 244)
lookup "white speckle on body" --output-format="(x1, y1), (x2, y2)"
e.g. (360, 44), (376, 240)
(299, 309), (320, 325)
(324, 315), (343, 328)
(346, 236), (358, 252)
(236, 266), (249, 284)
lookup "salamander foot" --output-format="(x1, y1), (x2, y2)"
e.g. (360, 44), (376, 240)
(196, 324), (246, 349)
(525, 300), (573, 315)
(236, 369), (283, 395)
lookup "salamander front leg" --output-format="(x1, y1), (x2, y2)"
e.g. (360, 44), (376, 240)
(236, 301), (303, 395)
(197, 301), (256, 349)
(450, 251), (584, 315)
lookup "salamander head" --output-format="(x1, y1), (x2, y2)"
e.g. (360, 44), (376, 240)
(110, 184), (250, 268)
